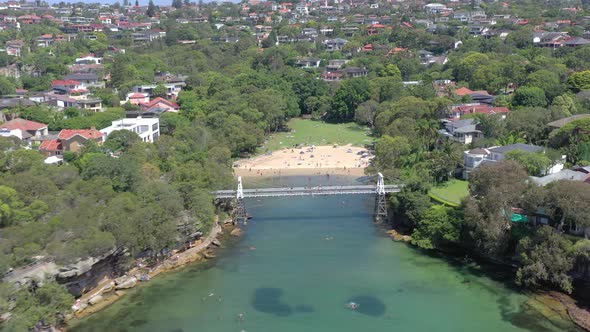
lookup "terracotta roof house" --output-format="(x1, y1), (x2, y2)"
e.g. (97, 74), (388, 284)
(0, 118), (48, 142)
(39, 139), (63, 157)
(54, 128), (104, 153)
(128, 93), (150, 105)
(449, 103), (510, 119)
(140, 97), (180, 112)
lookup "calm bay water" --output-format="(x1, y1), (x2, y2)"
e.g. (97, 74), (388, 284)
(71, 176), (579, 332)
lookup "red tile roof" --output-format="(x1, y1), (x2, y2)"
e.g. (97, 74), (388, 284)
(39, 139), (62, 151)
(52, 80), (81, 86)
(452, 104), (510, 117)
(129, 93), (147, 99)
(455, 87), (474, 96)
(143, 97), (179, 109)
(58, 129), (103, 140)
(0, 118), (47, 131)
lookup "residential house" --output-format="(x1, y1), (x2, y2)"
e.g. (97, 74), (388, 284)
(440, 118), (482, 145)
(17, 15), (41, 24)
(139, 97), (180, 113)
(324, 38), (348, 52)
(321, 71), (344, 82)
(39, 139), (63, 157)
(40, 128), (103, 156)
(132, 82), (185, 99)
(0, 118), (48, 145)
(45, 94), (103, 112)
(326, 59), (349, 71)
(51, 80), (85, 95)
(127, 93), (150, 105)
(301, 27), (318, 37)
(339, 67), (368, 78)
(100, 117), (160, 143)
(462, 143), (565, 179)
(294, 57), (321, 68)
(36, 34), (65, 47)
(341, 26), (358, 37)
(0, 98), (35, 111)
(64, 73), (104, 88)
(131, 29), (165, 43)
(75, 54), (103, 65)
(547, 114), (590, 130)
(154, 72), (187, 85)
(448, 103), (510, 120)
(5, 40), (25, 57)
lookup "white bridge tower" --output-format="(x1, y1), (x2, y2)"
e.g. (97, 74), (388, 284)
(374, 172), (387, 222)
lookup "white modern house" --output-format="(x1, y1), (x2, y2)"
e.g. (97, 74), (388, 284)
(100, 117), (160, 143)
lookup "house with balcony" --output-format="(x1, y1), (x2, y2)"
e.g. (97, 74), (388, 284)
(132, 82), (185, 99)
(294, 57), (321, 68)
(64, 73), (104, 88)
(324, 38), (348, 52)
(100, 117), (160, 143)
(5, 40), (25, 57)
(326, 59), (349, 71)
(440, 119), (482, 145)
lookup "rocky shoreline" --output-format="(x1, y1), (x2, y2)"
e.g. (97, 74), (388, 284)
(66, 220), (244, 327)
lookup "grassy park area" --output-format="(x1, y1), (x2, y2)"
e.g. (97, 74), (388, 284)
(261, 118), (373, 152)
(429, 179), (469, 207)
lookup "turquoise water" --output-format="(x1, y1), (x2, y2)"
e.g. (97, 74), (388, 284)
(71, 177), (579, 332)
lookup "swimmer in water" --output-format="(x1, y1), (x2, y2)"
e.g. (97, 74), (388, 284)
(347, 302), (359, 310)
(237, 313), (245, 321)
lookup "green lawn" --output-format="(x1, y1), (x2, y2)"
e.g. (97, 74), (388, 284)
(429, 179), (469, 207)
(261, 118), (373, 152)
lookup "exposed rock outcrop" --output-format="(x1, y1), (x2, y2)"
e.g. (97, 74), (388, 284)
(386, 229), (412, 243)
(230, 227), (243, 237)
(88, 295), (104, 306)
(114, 276), (137, 290)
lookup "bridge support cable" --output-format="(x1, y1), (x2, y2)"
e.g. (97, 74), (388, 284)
(234, 176), (247, 224)
(374, 172), (387, 222)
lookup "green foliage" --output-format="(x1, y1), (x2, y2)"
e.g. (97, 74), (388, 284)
(330, 78), (371, 121)
(504, 150), (552, 176)
(512, 86), (547, 107)
(153, 83), (168, 98)
(390, 178), (432, 230)
(549, 118), (590, 164)
(568, 70), (590, 92)
(103, 130), (141, 152)
(0, 76), (16, 96)
(2, 281), (74, 331)
(412, 205), (463, 250)
(516, 226), (573, 293)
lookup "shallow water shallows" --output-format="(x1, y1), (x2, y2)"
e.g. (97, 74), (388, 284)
(70, 177), (580, 332)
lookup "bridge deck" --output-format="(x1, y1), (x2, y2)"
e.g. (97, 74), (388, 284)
(214, 185), (401, 198)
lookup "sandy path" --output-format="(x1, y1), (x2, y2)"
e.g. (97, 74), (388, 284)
(234, 144), (373, 177)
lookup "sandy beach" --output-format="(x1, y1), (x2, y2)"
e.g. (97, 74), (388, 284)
(233, 144), (373, 177)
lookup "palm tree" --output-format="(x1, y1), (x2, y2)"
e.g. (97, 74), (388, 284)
(416, 119), (440, 151)
(496, 132), (526, 146)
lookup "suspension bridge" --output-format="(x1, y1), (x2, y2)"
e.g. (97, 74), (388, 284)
(213, 173), (402, 223)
